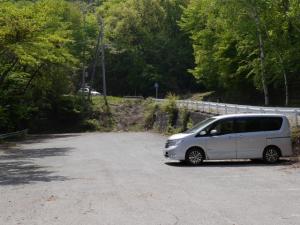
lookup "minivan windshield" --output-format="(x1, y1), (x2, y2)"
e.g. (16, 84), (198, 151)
(184, 118), (216, 134)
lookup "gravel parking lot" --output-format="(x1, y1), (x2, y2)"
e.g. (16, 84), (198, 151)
(0, 132), (300, 225)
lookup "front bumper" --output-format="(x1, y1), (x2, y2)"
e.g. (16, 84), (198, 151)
(163, 146), (184, 160)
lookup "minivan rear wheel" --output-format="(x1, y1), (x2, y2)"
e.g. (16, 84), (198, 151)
(263, 147), (280, 164)
(186, 148), (204, 165)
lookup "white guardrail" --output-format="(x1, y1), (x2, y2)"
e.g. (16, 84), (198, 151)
(0, 129), (28, 139)
(156, 99), (300, 127)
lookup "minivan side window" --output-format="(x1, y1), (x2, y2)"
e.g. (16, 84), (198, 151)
(209, 119), (235, 135)
(260, 117), (283, 131)
(235, 117), (283, 133)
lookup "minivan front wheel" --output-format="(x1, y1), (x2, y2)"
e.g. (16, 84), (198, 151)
(263, 147), (280, 164)
(186, 148), (204, 165)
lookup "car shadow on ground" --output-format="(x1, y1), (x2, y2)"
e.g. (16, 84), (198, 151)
(165, 159), (297, 167)
(0, 147), (72, 186)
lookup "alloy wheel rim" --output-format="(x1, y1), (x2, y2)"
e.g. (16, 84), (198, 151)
(265, 149), (279, 163)
(189, 151), (203, 164)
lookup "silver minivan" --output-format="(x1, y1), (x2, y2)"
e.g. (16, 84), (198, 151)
(164, 114), (293, 165)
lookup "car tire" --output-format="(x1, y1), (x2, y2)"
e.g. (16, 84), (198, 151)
(263, 147), (280, 164)
(186, 148), (204, 166)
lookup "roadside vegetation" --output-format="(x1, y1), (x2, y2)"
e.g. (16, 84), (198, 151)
(143, 95), (193, 135)
(82, 95), (193, 134)
(292, 127), (300, 157)
(1, 0), (300, 134)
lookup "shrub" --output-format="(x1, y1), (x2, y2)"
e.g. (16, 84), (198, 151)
(144, 98), (160, 129)
(80, 119), (100, 131)
(162, 93), (179, 127)
(292, 127), (300, 156)
(181, 108), (192, 132)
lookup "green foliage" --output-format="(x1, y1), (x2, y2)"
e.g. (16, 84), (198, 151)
(180, 107), (192, 132)
(291, 127), (300, 156)
(80, 119), (101, 131)
(53, 95), (83, 121)
(99, 0), (198, 96)
(2, 0), (300, 134)
(180, 0), (300, 105)
(0, 0), (97, 133)
(143, 98), (160, 130)
(292, 127), (300, 144)
(162, 93), (179, 127)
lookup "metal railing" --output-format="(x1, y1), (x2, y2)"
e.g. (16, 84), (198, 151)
(0, 129), (28, 140)
(156, 99), (300, 127)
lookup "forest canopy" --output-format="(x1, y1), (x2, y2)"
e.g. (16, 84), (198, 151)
(0, 0), (300, 132)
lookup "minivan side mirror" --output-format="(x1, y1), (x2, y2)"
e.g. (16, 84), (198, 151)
(210, 129), (218, 135)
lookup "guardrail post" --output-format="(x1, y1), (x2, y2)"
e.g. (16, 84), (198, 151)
(225, 104), (227, 114)
(202, 102), (205, 112)
(216, 103), (219, 114)
(208, 103), (211, 113)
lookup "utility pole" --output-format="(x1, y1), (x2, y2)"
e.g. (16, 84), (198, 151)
(81, 1), (94, 101)
(88, 18), (102, 101)
(100, 17), (108, 106)
(81, 7), (87, 91)
(88, 17), (108, 107)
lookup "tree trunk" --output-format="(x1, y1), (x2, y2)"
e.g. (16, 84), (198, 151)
(88, 20), (102, 101)
(262, 23), (289, 106)
(278, 54), (289, 106)
(253, 10), (269, 106)
(100, 17), (108, 106)
(22, 64), (44, 94)
(0, 58), (18, 86)
(283, 69), (289, 106)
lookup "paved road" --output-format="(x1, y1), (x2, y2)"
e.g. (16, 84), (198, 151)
(0, 132), (300, 225)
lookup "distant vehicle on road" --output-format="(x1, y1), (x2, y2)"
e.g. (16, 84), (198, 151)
(164, 114), (293, 165)
(78, 88), (101, 96)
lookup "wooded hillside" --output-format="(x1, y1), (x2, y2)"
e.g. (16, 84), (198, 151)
(1, 0), (300, 132)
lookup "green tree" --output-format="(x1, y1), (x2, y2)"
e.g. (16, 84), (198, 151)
(180, 0), (300, 105)
(97, 0), (197, 96)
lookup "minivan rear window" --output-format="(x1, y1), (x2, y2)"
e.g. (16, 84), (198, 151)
(235, 117), (283, 133)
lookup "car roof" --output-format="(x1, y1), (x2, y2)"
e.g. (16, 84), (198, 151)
(212, 113), (286, 120)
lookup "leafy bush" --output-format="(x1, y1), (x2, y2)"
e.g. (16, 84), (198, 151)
(144, 98), (160, 129)
(162, 93), (179, 127)
(54, 95), (85, 122)
(80, 119), (101, 131)
(181, 108), (192, 132)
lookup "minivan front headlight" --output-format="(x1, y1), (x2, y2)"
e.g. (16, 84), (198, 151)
(165, 139), (183, 148)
